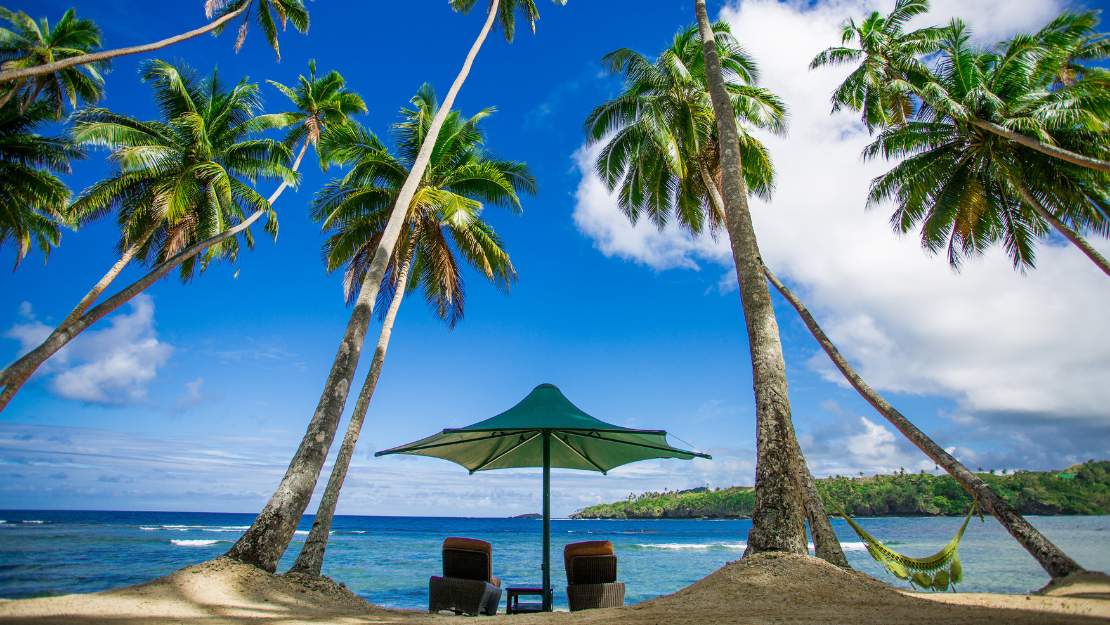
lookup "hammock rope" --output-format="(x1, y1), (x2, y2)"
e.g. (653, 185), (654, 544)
(841, 503), (980, 591)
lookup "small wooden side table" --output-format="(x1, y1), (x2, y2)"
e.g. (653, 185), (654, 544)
(505, 586), (546, 614)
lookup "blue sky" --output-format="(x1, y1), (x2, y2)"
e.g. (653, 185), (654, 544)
(1, 0), (1108, 517)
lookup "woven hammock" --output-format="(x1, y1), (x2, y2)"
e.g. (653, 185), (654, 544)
(841, 504), (980, 591)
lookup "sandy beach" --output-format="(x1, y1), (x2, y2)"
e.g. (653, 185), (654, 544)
(2, 553), (1107, 625)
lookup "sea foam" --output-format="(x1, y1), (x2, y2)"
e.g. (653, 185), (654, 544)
(170, 539), (224, 547)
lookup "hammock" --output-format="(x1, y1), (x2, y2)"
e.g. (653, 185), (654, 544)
(841, 504), (979, 592)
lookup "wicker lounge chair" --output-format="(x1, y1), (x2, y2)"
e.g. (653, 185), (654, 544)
(429, 537), (502, 615)
(564, 540), (625, 611)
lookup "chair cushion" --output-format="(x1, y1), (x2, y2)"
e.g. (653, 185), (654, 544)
(443, 537), (493, 583)
(563, 541), (615, 583)
(444, 537), (492, 554)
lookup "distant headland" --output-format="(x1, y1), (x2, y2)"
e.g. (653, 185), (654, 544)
(572, 461), (1110, 519)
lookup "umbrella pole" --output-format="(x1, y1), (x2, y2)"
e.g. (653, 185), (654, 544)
(542, 430), (551, 612)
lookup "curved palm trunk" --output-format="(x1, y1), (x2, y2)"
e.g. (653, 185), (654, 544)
(0, 224), (156, 389)
(1014, 183), (1110, 278)
(0, 2), (252, 85)
(700, 164), (844, 564)
(695, 0), (807, 556)
(0, 140), (308, 413)
(972, 119), (1110, 174)
(289, 251), (413, 577)
(763, 265), (1085, 579)
(226, 2), (502, 573)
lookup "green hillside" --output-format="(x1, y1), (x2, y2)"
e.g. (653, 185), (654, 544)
(571, 461), (1110, 519)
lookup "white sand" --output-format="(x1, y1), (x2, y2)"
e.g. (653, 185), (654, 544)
(1, 554), (1107, 625)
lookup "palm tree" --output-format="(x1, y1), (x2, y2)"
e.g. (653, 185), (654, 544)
(593, 8), (810, 557)
(256, 60), (367, 175)
(0, 100), (82, 265)
(289, 87), (532, 576)
(762, 267), (1085, 579)
(1028, 11), (1109, 88)
(586, 23), (783, 236)
(0, 60), (295, 413)
(226, 0), (564, 574)
(809, 0), (941, 132)
(207, 0), (309, 61)
(812, 1), (1110, 173)
(0, 7), (106, 117)
(866, 21), (1110, 276)
(0, 1), (308, 85)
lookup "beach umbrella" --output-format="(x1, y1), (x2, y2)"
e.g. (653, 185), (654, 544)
(375, 383), (711, 611)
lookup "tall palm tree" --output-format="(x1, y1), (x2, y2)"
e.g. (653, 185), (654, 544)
(0, 1), (308, 85)
(809, 0), (941, 132)
(0, 7), (106, 117)
(227, 0), (564, 574)
(0, 100), (82, 265)
(0, 60), (294, 413)
(867, 21), (1110, 277)
(593, 6), (810, 556)
(289, 88), (532, 576)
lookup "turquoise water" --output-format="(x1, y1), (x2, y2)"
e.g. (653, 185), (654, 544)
(0, 511), (1107, 609)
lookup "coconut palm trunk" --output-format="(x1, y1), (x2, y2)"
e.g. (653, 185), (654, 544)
(289, 248), (414, 577)
(0, 2), (252, 85)
(695, 0), (807, 555)
(0, 140), (309, 413)
(699, 165), (845, 565)
(1012, 182), (1110, 277)
(799, 450), (849, 567)
(225, 1), (503, 573)
(763, 265), (1085, 579)
(971, 119), (1110, 174)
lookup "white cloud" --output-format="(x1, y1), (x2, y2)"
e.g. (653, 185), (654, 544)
(572, 145), (731, 271)
(6, 295), (173, 405)
(572, 0), (1110, 427)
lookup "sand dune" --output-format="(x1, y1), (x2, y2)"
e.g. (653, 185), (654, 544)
(1, 553), (1107, 625)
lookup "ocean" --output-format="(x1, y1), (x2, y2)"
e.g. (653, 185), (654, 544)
(0, 511), (1107, 610)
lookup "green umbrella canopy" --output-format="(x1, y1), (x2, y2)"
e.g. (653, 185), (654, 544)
(375, 383), (710, 472)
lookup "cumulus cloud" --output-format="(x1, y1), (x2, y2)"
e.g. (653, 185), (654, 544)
(572, 0), (1110, 435)
(5, 295), (173, 405)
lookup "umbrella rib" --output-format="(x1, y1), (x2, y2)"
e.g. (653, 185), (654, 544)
(553, 432), (608, 474)
(471, 431), (542, 473)
(565, 432), (712, 459)
(375, 431), (524, 456)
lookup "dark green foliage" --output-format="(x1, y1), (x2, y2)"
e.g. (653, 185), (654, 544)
(0, 100), (82, 265)
(572, 461), (1110, 518)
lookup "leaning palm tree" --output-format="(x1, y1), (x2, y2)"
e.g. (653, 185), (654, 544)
(1028, 10), (1109, 88)
(812, 1), (1110, 173)
(809, 0), (941, 131)
(289, 88), (532, 576)
(0, 1), (308, 85)
(0, 100), (82, 266)
(226, 0), (565, 574)
(592, 9), (811, 556)
(0, 60), (295, 413)
(0, 7), (106, 117)
(762, 268), (1085, 579)
(256, 60), (367, 175)
(867, 21), (1110, 277)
